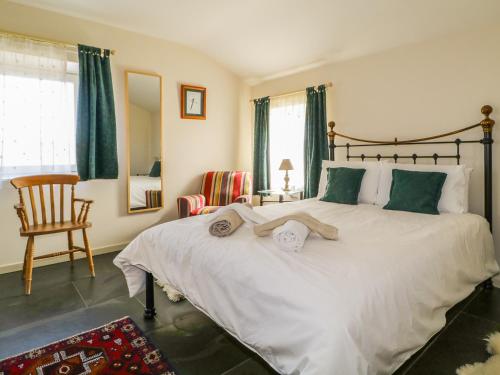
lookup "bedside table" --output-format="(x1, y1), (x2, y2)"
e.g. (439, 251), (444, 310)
(257, 189), (304, 206)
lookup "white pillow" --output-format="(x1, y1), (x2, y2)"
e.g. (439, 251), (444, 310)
(375, 163), (469, 213)
(463, 168), (472, 213)
(317, 160), (382, 204)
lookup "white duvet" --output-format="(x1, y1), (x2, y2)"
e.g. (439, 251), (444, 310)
(129, 175), (161, 208)
(114, 199), (499, 375)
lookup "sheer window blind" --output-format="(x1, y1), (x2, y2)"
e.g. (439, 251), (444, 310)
(269, 92), (306, 189)
(0, 34), (78, 179)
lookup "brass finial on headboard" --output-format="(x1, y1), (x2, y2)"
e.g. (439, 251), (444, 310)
(328, 121), (336, 142)
(480, 105), (495, 133)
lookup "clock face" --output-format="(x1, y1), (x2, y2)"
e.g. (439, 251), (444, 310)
(185, 90), (203, 115)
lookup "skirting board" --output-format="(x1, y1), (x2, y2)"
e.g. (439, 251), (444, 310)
(0, 242), (128, 275)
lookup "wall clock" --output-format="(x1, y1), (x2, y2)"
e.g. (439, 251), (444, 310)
(181, 84), (206, 120)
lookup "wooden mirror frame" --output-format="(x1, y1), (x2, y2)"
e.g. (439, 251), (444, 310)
(125, 70), (164, 214)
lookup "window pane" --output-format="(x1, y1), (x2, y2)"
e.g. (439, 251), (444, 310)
(0, 75), (76, 178)
(269, 92), (306, 190)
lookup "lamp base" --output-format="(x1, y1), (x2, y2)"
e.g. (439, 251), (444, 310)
(283, 171), (290, 191)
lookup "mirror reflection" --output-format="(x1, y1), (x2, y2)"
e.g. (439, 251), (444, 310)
(126, 71), (163, 213)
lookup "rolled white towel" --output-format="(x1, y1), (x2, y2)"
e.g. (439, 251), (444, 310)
(272, 220), (311, 252)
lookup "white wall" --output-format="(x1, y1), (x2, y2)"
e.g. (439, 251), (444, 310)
(245, 25), (500, 281)
(0, 2), (246, 270)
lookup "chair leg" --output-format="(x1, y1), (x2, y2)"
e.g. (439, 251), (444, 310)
(25, 236), (35, 295)
(22, 239), (29, 280)
(67, 231), (74, 263)
(82, 229), (95, 277)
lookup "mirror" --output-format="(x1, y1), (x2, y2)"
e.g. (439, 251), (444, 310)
(125, 71), (163, 213)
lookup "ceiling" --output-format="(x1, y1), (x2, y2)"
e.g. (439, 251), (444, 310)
(11, 0), (500, 84)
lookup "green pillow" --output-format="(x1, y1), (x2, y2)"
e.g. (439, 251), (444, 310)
(149, 161), (161, 177)
(320, 167), (366, 205)
(383, 169), (447, 215)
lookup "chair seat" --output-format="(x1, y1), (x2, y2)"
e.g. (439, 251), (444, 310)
(20, 221), (92, 236)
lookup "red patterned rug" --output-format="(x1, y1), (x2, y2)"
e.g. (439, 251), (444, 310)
(0, 316), (176, 374)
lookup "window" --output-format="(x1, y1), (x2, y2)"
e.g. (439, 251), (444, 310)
(269, 92), (306, 189)
(0, 35), (78, 179)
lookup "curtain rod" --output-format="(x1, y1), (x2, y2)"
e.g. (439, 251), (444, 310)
(0, 29), (116, 55)
(249, 82), (332, 103)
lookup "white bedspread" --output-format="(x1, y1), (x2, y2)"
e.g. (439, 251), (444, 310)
(129, 175), (161, 208)
(114, 199), (499, 375)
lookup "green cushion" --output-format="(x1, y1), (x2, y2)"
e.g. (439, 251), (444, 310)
(320, 167), (366, 205)
(149, 161), (161, 177)
(383, 169), (447, 215)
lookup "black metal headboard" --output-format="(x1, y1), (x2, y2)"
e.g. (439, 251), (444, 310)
(327, 105), (495, 229)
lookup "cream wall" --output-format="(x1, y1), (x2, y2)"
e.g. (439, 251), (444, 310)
(246, 25), (500, 279)
(151, 111), (161, 163)
(0, 1), (245, 270)
(129, 103), (153, 175)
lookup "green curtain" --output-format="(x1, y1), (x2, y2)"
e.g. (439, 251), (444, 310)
(252, 97), (270, 194)
(304, 85), (328, 198)
(76, 44), (118, 181)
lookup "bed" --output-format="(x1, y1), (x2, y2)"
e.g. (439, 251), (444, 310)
(129, 175), (161, 209)
(115, 105), (499, 374)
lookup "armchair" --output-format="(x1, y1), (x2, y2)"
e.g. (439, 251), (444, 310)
(177, 171), (252, 218)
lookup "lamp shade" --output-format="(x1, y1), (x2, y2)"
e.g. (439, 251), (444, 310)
(279, 159), (294, 171)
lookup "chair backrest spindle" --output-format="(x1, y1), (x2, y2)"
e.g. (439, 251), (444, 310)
(71, 185), (75, 223)
(60, 184), (64, 223)
(50, 184), (55, 224)
(28, 186), (38, 226)
(38, 185), (47, 224)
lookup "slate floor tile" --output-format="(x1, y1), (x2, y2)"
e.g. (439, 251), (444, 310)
(0, 251), (120, 299)
(72, 251), (123, 276)
(147, 326), (253, 375)
(0, 263), (88, 299)
(405, 313), (500, 375)
(222, 357), (278, 375)
(445, 287), (481, 322)
(72, 270), (130, 306)
(0, 282), (84, 332)
(465, 287), (500, 324)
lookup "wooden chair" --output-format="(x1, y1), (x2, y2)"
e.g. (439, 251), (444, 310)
(10, 174), (95, 295)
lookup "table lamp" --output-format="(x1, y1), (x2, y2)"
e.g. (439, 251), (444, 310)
(279, 159), (294, 191)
